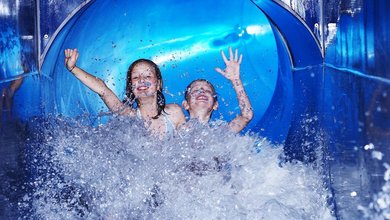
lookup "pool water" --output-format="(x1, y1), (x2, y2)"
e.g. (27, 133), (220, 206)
(2, 117), (336, 219)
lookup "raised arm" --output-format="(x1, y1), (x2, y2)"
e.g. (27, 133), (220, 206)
(64, 48), (126, 114)
(215, 47), (253, 133)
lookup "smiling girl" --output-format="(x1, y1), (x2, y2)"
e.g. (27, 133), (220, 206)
(64, 49), (185, 138)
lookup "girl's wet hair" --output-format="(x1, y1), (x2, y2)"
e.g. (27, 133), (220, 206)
(124, 59), (166, 119)
(184, 79), (217, 102)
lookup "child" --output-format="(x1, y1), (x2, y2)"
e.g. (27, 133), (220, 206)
(182, 47), (253, 133)
(64, 49), (186, 138)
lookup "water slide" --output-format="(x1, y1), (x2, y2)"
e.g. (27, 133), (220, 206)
(1, 0), (389, 218)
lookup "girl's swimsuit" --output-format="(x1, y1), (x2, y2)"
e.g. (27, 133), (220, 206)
(136, 109), (175, 138)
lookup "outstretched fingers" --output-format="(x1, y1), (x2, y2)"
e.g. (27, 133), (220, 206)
(222, 47), (242, 63)
(233, 48), (243, 64)
(215, 67), (224, 75)
(229, 46), (234, 61)
(216, 47), (243, 79)
(64, 49), (70, 66)
(64, 48), (78, 70)
(64, 48), (78, 58)
(220, 49), (228, 64)
(74, 50), (79, 60)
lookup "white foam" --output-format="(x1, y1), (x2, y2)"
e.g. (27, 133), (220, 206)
(25, 116), (335, 219)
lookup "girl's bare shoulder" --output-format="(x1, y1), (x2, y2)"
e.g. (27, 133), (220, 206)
(165, 103), (183, 114)
(119, 105), (136, 117)
(164, 103), (186, 126)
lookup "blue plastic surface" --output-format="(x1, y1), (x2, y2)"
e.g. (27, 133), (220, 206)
(40, 0), (280, 132)
(1, 0), (390, 218)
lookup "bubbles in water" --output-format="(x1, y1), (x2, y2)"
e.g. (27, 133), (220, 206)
(22, 116), (335, 219)
(364, 143), (375, 150)
(358, 146), (390, 219)
(372, 151), (384, 160)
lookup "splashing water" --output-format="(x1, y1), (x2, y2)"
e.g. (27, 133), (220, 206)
(358, 146), (390, 220)
(21, 116), (335, 219)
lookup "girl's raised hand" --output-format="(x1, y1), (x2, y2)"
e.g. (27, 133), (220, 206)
(64, 48), (79, 71)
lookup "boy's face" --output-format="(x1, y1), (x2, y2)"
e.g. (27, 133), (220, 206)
(182, 81), (218, 115)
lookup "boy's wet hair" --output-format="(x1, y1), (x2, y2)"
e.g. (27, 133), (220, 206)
(184, 79), (217, 102)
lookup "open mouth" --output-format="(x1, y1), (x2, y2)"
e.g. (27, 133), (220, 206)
(195, 95), (209, 101)
(136, 82), (153, 91)
(137, 86), (149, 91)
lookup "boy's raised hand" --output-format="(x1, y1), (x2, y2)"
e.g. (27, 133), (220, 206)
(215, 47), (242, 81)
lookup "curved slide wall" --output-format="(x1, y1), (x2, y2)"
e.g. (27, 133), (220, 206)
(5, 0), (390, 218)
(40, 0), (322, 145)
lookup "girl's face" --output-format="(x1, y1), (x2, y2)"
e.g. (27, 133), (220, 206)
(130, 62), (160, 99)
